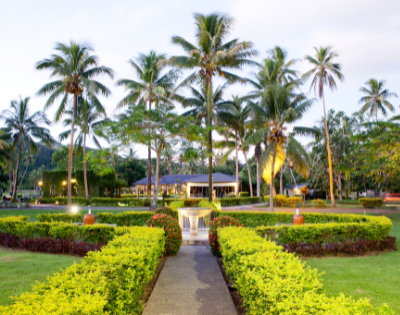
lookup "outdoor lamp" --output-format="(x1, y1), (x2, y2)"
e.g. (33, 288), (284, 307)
(62, 181), (67, 197)
(38, 181), (43, 197)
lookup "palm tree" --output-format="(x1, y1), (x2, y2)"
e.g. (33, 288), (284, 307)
(0, 97), (53, 201)
(302, 46), (344, 207)
(59, 95), (107, 202)
(218, 96), (254, 197)
(170, 13), (257, 201)
(359, 79), (397, 121)
(116, 50), (178, 200)
(254, 143), (262, 198)
(245, 82), (314, 212)
(36, 41), (114, 205)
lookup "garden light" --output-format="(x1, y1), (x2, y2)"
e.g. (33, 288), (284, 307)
(71, 206), (79, 213)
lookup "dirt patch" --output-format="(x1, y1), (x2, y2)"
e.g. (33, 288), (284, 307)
(217, 257), (246, 315)
(141, 255), (168, 306)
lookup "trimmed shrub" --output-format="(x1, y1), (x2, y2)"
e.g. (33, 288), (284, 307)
(183, 198), (207, 207)
(154, 206), (178, 220)
(0, 216), (29, 234)
(39, 197), (88, 205)
(218, 227), (394, 315)
(311, 199), (327, 208)
(359, 198), (384, 209)
(147, 214), (182, 255)
(219, 197), (259, 207)
(286, 196), (302, 208)
(37, 213), (83, 223)
(0, 227), (165, 315)
(238, 192), (249, 197)
(96, 211), (153, 226)
(264, 194), (287, 206)
(208, 216), (243, 256)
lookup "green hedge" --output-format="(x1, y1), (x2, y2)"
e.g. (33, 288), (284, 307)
(39, 197), (88, 206)
(89, 197), (144, 207)
(359, 198), (384, 209)
(0, 227), (165, 315)
(219, 197), (260, 206)
(37, 213), (84, 223)
(96, 211), (154, 226)
(218, 227), (393, 315)
(238, 192), (249, 197)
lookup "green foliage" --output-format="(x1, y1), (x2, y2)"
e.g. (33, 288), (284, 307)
(0, 216), (29, 234)
(154, 207), (178, 220)
(264, 194), (287, 207)
(286, 196), (302, 208)
(0, 227), (165, 315)
(168, 201), (184, 212)
(147, 214), (182, 255)
(359, 198), (384, 209)
(219, 197), (260, 206)
(209, 216), (243, 256)
(89, 197), (143, 207)
(183, 198), (207, 207)
(238, 192), (249, 197)
(96, 211), (153, 226)
(311, 199), (328, 208)
(218, 227), (394, 314)
(37, 213), (83, 223)
(115, 160), (146, 187)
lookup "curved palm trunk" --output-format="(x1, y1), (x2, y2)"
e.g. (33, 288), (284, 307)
(12, 143), (23, 201)
(269, 144), (277, 213)
(322, 94), (336, 207)
(148, 100), (152, 200)
(152, 146), (161, 208)
(67, 95), (77, 206)
(256, 158), (260, 198)
(206, 72), (213, 201)
(83, 133), (89, 203)
(280, 166), (283, 194)
(243, 150), (253, 197)
(235, 130), (239, 197)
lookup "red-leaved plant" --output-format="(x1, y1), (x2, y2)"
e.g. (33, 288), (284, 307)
(209, 216), (243, 256)
(147, 214), (182, 255)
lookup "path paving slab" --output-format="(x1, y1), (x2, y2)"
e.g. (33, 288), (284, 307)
(143, 246), (237, 315)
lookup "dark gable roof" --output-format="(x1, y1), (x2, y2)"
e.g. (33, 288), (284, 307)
(283, 183), (308, 190)
(132, 173), (239, 186)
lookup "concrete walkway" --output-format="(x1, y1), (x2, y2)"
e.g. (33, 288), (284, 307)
(143, 246), (237, 315)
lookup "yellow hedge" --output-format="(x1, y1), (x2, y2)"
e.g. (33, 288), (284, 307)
(218, 227), (394, 315)
(0, 227), (165, 315)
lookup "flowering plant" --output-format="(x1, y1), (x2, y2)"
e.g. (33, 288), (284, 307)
(208, 216), (243, 256)
(147, 214), (182, 255)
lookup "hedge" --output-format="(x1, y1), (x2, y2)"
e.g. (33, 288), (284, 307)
(359, 198), (384, 209)
(37, 213), (84, 223)
(96, 211), (154, 226)
(147, 214), (182, 255)
(219, 197), (260, 206)
(0, 226), (165, 315)
(89, 197), (144, 207)
(218, 227), (394, 315)
(238, 192), (249, 197)
(39, 197), (88, 205)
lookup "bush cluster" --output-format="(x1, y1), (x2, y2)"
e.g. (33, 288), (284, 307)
(218, 227), (394, 314)
(37, 213), (84, 223)
(0, 227), (166, 315)
(311, 199), (328, 208)
(147, 214), (182, 255)
(96, 211), (153, 226)
(39, 197), (88, 205)
(238, 192), (249, 197)
(90, 197), (144, 207)
(219, 197), (260, 206)
(208, 216), (242, 256)
(153, 206), (178, 219)
(359, 198), (384, 208)
(264, 194), (303, 207)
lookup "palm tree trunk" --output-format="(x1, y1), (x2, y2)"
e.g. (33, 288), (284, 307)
(322, 93), (336, 207)
(235, 130), (239, 197)
(83, 133), (89, 203)
(256, 157), (260, 198)
(67, 95), (77, 206)
(17, 160), (30, 193)
(148, 100), (152, 200)
(12, 143), (23, 201)
(206, 72), (213, 201)
(243, 150), (253, 197)
(269, 144), (277, 213)
(338, 172), (343, 202)
(280, 166), (283, 194)
(167, 159), (172, 175)
(152, 146), (161, 208)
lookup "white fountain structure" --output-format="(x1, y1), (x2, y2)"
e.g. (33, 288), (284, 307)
(178, 207), (212, 237)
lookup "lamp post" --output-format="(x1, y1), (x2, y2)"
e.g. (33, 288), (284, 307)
(38, 181), (43, 198)
(62, 181), (67, 197)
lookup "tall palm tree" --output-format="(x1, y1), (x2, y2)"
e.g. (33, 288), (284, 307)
(218, 96), (254, 197)
(245, 82), (314, 212)
(359, 79), (397, 121)
(36, 41), (114, 205)
(59, 95), (107, 202)
(254, 143), (262, 198)
(116, 50), (178, 200)
(170, 13), (257, 201)
(0, 97), (53, 201)
(302, 46), (344, 207)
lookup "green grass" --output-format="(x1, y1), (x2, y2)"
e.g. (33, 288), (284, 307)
(0, 247), (81, 306)
(0, 209), (146, 222)
(305, 213), (400, 312)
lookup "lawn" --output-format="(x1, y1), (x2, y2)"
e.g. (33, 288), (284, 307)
(0, 247), (81, 306)
(0, 209), (144, 222)
(305, 213), (400, 312)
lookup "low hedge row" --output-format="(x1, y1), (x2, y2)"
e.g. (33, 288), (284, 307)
(0, 227), (166, 315)
(96, 211), (154, 226)
(219, 197), (260, 207)
(359, 198), (384, 208)
(90, 197), (144, 207)
(37, 213), (84, 223)
(263, 194), (303, 207)
(218, 227), (394, 314)
(40, 197), (89, 205)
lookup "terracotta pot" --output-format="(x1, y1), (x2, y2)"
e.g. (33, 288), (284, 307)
(293, 209), (305, 225)
(84, 213), (95, 225)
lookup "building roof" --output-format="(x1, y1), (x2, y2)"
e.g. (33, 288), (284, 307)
(283, 183), (308, 190)
(132, 172), (240, 186)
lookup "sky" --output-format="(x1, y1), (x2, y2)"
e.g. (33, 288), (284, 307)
(1, 0), (399, 161)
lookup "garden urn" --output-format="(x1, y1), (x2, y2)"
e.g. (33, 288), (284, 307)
(84, 209), (95, 225)
(293, 209), (305, 225)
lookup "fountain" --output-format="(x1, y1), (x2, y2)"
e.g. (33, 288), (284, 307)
(178, 207), (212, 236)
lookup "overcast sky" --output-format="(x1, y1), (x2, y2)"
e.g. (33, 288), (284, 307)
(1, 0), (399, 160)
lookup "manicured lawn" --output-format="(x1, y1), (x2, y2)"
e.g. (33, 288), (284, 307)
(0, 209), (145, 222)
(305, 213), (400, 312)
(0, 247), (81, 306)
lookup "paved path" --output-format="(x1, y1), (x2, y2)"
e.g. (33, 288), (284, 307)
(143, 246), (237, 315)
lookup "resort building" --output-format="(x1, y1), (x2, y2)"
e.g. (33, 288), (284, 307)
(132, 172), (241, 198)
